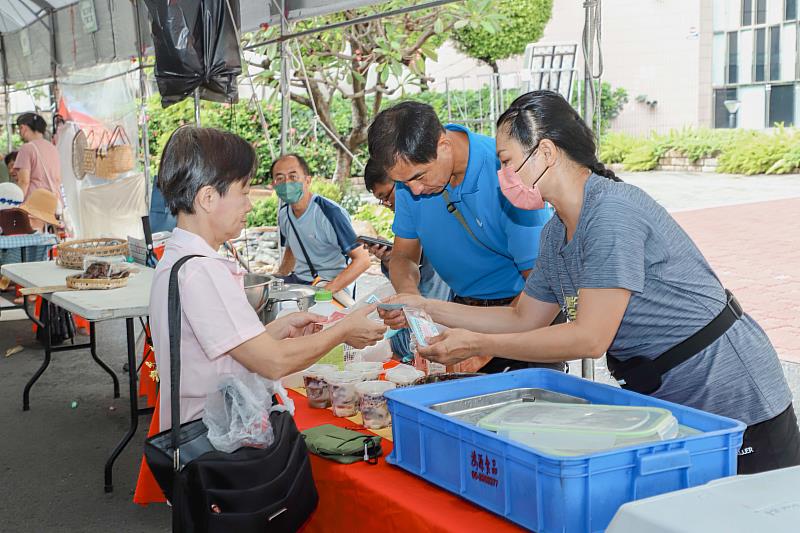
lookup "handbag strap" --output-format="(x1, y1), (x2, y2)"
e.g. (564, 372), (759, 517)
(108, 125), (131, 146)
(29, 141), (54, 186)
(441, 190), (514, 261)
(282, 204), (319, 279)
(167, 254), (204, 462)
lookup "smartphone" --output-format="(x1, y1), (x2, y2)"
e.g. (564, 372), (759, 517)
(357, 235), (393, 249)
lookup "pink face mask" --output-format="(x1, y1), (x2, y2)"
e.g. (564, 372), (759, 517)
(497, 149), (547, 210)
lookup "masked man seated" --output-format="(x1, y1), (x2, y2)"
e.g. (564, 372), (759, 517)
(274, 154), (369, 296)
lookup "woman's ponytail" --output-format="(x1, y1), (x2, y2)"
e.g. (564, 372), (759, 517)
(589, 161), (622, 182)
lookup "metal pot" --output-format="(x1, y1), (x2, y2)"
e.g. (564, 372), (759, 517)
(261, 284), (318, 324)
(244, 273), (274, 317)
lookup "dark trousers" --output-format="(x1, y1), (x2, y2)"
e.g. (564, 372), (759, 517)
(452, 294), (566, 374)
(738, 404), (800, 474)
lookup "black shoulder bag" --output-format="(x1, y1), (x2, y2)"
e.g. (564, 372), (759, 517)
(144, 255), (318, 532)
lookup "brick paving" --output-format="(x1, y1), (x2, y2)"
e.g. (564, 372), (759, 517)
(672, 197), (800, 364)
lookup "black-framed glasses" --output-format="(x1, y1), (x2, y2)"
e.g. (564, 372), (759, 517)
(377, 183), (395, 205)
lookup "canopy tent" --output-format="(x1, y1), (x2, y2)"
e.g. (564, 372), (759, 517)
(0, 0), (398, 85)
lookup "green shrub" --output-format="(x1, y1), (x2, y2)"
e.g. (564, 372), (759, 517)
(622, 139), (662, 171)
(310, 178), (344, 203)
(599, 132), (637, 164)
(664, 128), (730, 162)
(247, 195), (279, 227)
(599, 126), (800, 175)
(353, 204), (395, 240)
(767, 137), (800, 174)
(717, 127), (798, 175)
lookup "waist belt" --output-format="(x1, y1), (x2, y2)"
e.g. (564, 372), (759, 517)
(453, 294), (515, 307)
(606, 289), (743, 395)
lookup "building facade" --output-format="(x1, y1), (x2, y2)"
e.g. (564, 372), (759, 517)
(428, 0), (800, 135)
(712, 0), (800, 128)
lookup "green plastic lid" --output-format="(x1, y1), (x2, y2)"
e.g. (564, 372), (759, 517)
(315, 289), (333, 302)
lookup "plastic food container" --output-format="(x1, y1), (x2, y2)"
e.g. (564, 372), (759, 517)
(326, 370), (361, 417)
(385, 364), (424, 388)
(345, 361), (384, 381)
(356, 380), (396, 429)
(477, 402), (679, 456)
(302, 364), (337, 409)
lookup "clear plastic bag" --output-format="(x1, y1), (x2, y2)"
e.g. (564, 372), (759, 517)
(79, 256), (132, 280)
(203, 373), (294, 453)
(403, 307), (447, 375)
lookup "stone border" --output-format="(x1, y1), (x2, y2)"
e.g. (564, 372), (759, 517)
(657, 150), (719, 173)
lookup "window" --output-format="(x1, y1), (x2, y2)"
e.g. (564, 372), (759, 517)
(756, 0), (767, 23)
(755, 28), (767, 81)
(743, 0), (754, 25)
(728, 31), (739, 83)
(768, 84), (795, 125)
(787, 0), (798, 20)
(714, 88), (739, 128)
(770, 26), (781, 80)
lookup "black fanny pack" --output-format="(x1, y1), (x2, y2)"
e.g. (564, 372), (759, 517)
(606, 289), (743, 395)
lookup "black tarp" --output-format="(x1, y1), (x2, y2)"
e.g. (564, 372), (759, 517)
(143, 0), (242, 107)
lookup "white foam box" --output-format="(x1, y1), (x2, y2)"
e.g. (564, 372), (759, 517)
(607, 465), (800, 533)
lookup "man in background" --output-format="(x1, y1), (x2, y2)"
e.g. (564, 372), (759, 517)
(274, 154), (370, 296)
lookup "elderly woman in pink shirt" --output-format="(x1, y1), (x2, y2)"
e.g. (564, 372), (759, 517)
(149, 127), (386, 430)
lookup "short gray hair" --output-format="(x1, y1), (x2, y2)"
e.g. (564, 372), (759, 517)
(157, 127), (257, 215)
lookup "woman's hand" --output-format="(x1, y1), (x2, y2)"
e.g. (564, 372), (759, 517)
(417, 328), (484, 367)
(335, 305), (387, 349)
(265, 312), (324, 340)
(377, 293), (428, 329)
(366, 243), (392, 262)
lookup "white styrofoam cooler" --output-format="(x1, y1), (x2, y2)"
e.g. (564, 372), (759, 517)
(607, 465), (800, 533)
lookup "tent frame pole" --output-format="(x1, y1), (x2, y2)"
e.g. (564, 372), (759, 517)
(1, 33), (10, 153)
(279, 0), (289, 155)
(133, 0), (153, 211)
(581, 0), (597, 382)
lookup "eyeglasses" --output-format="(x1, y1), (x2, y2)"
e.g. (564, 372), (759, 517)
(376, 183), (395, 206)
(516, 142), (540, 173)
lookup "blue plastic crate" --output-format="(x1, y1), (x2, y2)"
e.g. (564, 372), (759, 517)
(385, 369), (745, 533)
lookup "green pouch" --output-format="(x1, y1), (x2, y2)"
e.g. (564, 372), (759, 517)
(301, 424), (382, 464)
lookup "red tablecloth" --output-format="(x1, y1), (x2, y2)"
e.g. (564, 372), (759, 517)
(135, 389), (523, 532)
(291, 390), (523, 533)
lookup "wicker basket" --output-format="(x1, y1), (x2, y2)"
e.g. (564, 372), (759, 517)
(82, 127), (135, 180)
(57, 238), (128, 269)
(66, 274), (129, 290)
(93, 126), (135, 179)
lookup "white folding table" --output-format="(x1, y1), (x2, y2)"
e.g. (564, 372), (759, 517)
(1, 260), (154, 493)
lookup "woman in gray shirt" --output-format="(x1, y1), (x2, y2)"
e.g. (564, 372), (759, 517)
(380, 90), (799, 474)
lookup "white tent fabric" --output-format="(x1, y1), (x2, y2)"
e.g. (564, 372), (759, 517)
(78, 172), (147, 240)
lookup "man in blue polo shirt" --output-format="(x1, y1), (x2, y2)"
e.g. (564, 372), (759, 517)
(367, 101), (555, 373)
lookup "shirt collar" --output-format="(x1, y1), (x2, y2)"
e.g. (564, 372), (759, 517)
(444, 124), (483, 200)
(170, 227), (243, 272)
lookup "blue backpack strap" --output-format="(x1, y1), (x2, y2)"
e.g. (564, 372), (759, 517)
(313, 196), (359, 262)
